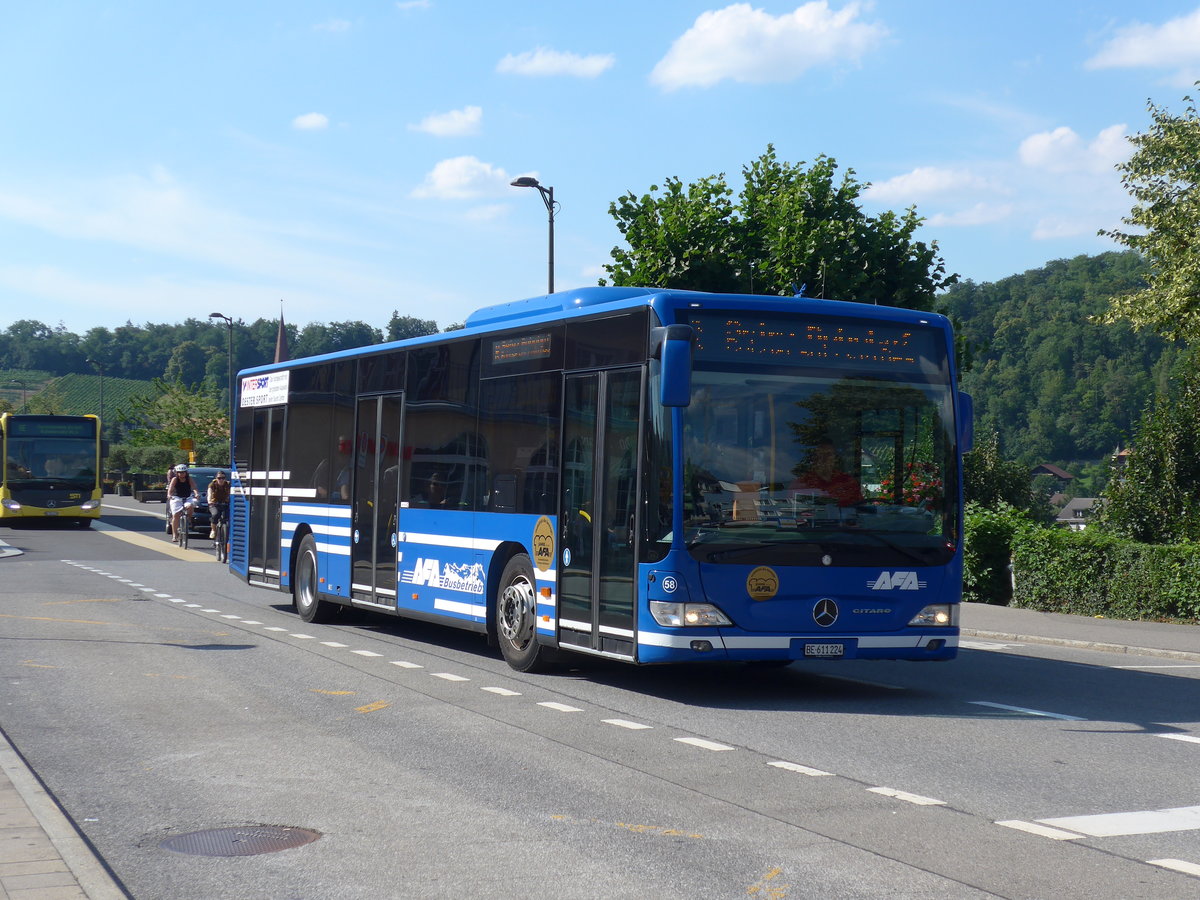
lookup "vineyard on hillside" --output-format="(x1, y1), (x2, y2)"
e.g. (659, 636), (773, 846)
(49, 373), (155, 420)
(0, 369), (54, 408)
(0, 370), (155, 424)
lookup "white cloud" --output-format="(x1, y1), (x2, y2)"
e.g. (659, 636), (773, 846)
(409, 105), (482, 137)
(497, 47), (614, 78)
(313, 19), (351, 33)
(1087, 8), (1200, 84)
(412, 156), (512, 199)
(650, 1), (886, 90)
(1030, 216), (1095, 240)
(927, 203), (1014, 228)
(1018, 124), (1129, 174)
(864, 166), (998, 203)
(292, 112), (330, 131)
(0, 170), (399, 306)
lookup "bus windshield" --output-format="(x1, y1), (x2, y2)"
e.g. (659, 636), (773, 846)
(681, 367), (958, 568)
(5, 435), (98, 489)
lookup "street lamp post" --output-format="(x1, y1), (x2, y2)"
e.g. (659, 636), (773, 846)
(86, 359), (105, 436)
(510, 176), (556, 294)
(209, 312), (234, 465)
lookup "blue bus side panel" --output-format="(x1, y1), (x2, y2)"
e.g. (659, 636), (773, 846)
(395, 510), (556, 632)
(279, 502), (352, 597)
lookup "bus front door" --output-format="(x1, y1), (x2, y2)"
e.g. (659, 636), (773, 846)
(350, 393), (404, 606)
(559, 369), (642, 660)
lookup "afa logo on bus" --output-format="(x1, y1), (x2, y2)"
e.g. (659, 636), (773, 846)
(402, 558), (485, 594)
(868, 571), (928, 591)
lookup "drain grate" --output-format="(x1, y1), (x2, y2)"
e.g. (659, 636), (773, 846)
(159, 825), (321, 857)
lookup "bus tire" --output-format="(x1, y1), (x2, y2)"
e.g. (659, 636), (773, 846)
(496, 554), (547, 672)
(293, 534), (336, 624)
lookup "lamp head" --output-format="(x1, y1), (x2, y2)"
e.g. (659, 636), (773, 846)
(510, 176), (541, 188)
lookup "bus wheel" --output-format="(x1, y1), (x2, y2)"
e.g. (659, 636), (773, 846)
(294, 535), (336, 624)
(496, 554), (546, 672)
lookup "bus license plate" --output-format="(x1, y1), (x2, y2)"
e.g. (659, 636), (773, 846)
(804, 642), (844, 658)
(43, 510), (58, 516)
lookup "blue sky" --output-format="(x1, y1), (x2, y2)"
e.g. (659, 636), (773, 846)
(3, 1), (1200, 334)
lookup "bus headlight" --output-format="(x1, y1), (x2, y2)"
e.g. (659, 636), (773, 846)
(1, 498), (20, 511)
(908, 604), (957, 627)
(650, 601), (732, 627)
(80, 500), (100, 510)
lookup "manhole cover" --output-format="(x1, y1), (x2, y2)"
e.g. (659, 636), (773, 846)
(159, 826), (321, 857)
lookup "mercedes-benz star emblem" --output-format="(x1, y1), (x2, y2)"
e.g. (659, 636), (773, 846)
(813, 598), (839, 627)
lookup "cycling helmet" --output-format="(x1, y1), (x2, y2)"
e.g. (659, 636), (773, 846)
(174, 464), (189, 473)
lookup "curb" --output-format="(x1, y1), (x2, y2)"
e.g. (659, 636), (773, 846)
(0, 729), (128, 899)
(961, 628), (1200, 663)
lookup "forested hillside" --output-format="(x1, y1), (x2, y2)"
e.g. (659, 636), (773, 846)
(942, 251), (1181, 467)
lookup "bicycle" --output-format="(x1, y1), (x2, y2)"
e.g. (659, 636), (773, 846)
(174, 498), (196, 550)
(211, 503), (228, 563)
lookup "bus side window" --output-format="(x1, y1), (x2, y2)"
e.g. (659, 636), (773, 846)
(490, 473), (517, 512)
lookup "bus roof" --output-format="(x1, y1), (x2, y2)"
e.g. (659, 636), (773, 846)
(238, 286), (951, 377)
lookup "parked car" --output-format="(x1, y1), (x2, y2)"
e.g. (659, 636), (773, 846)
(162, 466), (224, 536)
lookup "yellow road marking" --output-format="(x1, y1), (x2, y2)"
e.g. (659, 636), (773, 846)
(92, 520), (215, 561)
(355, 700), (390, 713)
(21, 661), (58, 669)
(551, 815), (704, 840)
(747, 867), (788, 898)
(0, 613), (110, 625)
(312, 689), (356, 696)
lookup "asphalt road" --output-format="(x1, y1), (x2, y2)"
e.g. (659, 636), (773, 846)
(0, 503), (1197, 899)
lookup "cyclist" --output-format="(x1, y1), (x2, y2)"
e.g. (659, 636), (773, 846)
(167, 464), (198, 544)
(207, 470), (231, 540)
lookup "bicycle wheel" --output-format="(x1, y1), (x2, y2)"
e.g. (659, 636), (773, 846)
(180, 516), (189, 550)
(215, 520), (227, 563)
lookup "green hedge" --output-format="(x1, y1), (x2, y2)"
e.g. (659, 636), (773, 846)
(1011, 527), (1200, 623)
(963, 502), (1033, 605)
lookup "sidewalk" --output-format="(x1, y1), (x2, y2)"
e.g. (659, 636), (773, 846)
(0, 730), (127, 900)
(961, 601), (1200, 662)
(0, 603), (1195, 899)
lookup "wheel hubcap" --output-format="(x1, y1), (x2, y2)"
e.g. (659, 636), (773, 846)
(499, 577), (535, 649)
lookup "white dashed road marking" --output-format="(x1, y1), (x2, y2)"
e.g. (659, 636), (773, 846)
(995, 820), (1080, 840)
(868, 787), (945, 806)
(768, 761), (833, 777)
(603, 719), (652, 730)
(674, 737), (734, 751)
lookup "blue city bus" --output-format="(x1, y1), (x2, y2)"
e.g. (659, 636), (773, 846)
(228, 287), (973, 671)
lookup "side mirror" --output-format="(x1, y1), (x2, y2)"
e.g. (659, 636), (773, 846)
(958, 391), (974, 454)
(653, 325), (694, 408)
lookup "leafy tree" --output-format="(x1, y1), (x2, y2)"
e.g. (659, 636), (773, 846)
(26, 381), (66, 414)
(942, 252), (1171, 465)
(163, 340), (211, 386)
(603, 145), (956, 310)
(1101, 84), (1200, 342)
(294, 321), (383, 357)
(963, 430), (1051, 523)
(387, 313), (439, 342)
(1095, 361), (1200, 543)
(122, 379), (228, 448)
